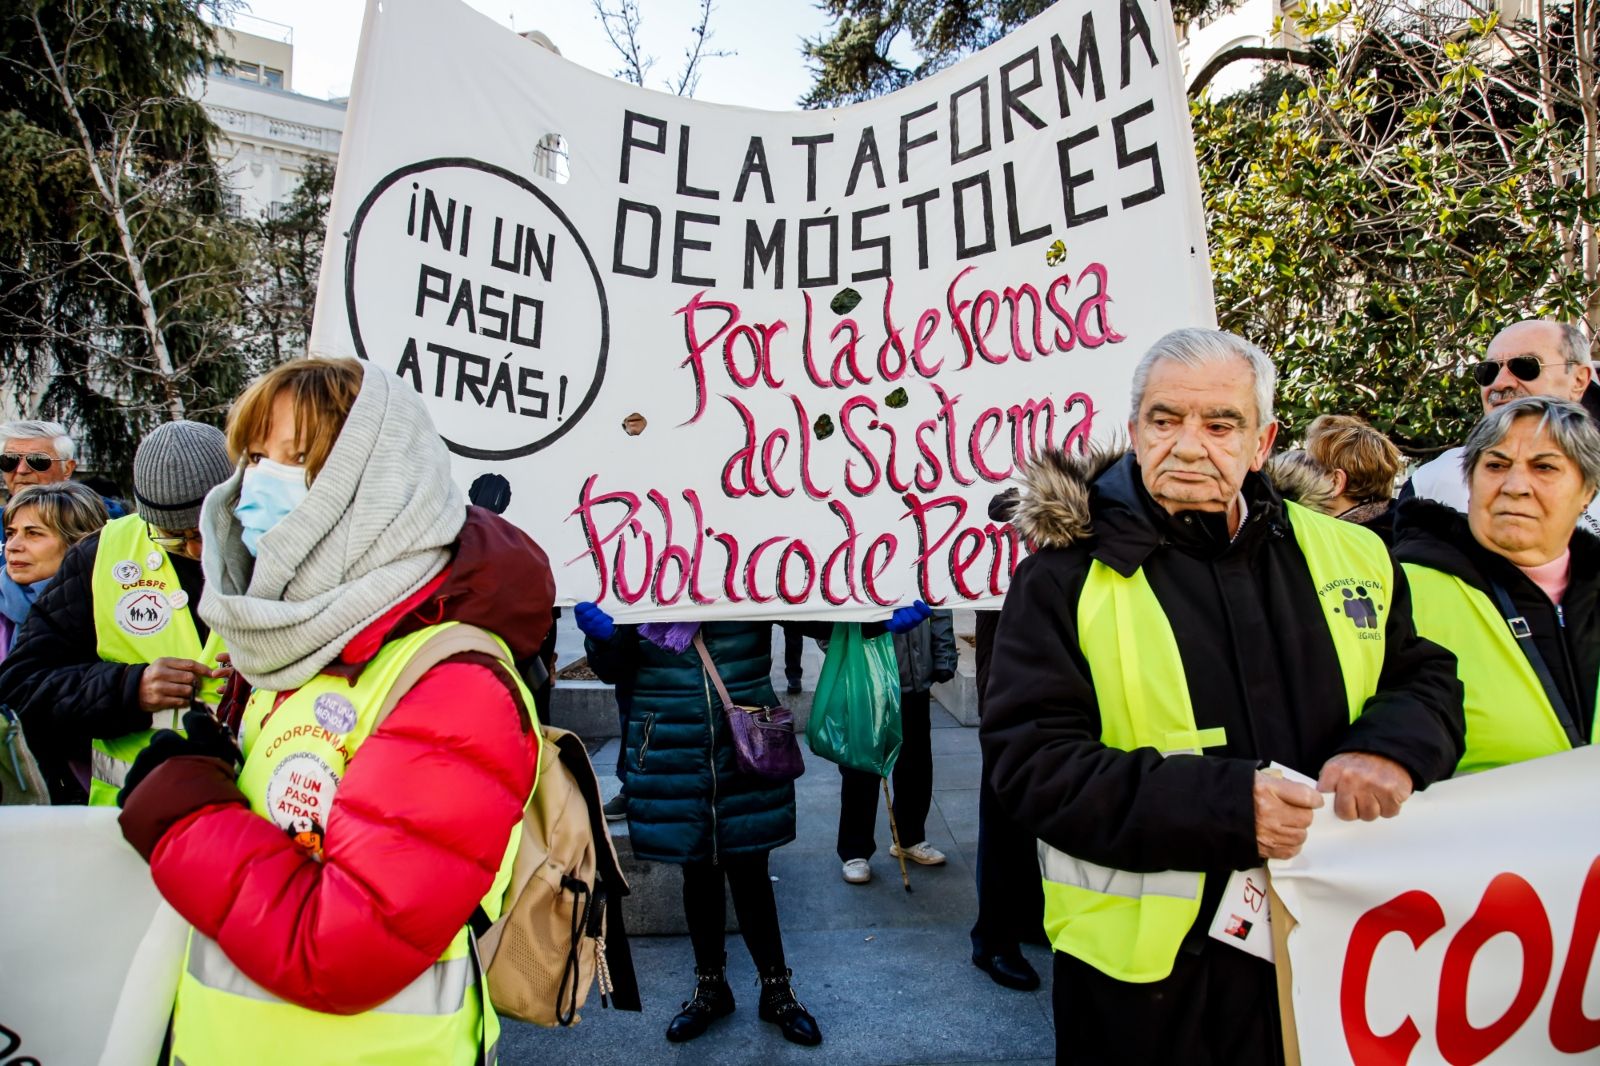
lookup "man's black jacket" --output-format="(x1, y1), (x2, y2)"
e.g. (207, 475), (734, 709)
(980, 451), (1465, 942)
(1393, 497), (1598, 743)
(0, 530), (208, 802)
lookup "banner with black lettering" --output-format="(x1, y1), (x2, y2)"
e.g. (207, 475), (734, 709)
(311, 0), (1214, 617)
(1270, 746), (1600, 1065)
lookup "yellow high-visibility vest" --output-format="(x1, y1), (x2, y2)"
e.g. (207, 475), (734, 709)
(169, 621), (540, 1066)
(1042, 502), (1391, 982)
(88, 514), (225, 805)
(1404, 563), (1594, 773)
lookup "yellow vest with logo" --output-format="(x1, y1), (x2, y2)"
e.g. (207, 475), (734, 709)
(88, 514), (226, 805)
(169, 621), (539, 1066)
(1043, 501), (1391, 982)
(1403, 563), (1594, 774)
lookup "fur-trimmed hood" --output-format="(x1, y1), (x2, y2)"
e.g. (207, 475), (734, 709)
(1010, 444), (1126, 549)
(1264, 453), (1338, 515)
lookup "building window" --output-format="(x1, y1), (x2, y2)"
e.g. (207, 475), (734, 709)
(262, 67), (284, 89)
(223, 193), (243, 218)
(234, 61), (260, 82)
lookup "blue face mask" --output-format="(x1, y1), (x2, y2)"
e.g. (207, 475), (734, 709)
(234, 458), (310, 557)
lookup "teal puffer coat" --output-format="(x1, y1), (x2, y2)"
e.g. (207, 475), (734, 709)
(586, 621), (795, 864)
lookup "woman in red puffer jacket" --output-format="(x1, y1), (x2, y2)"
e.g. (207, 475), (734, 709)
(117, 358), (553, 1065)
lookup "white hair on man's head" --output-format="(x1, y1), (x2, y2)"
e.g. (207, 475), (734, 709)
(1129, 328), (1277, 427)
(0, 419), (75, 461)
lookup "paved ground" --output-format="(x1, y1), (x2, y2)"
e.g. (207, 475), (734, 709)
(499, 685), (1056, 1065)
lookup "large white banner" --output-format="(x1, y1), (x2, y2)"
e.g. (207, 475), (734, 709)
(0, 808), (188, 1066)
(1271, 746), (1600, 1065)
(311, 0), (1214, 619)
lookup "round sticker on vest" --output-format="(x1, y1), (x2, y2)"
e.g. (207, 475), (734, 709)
(145, 551), (164, 572)
(169, 589), (189, 610)
(265, 752), (341, 832)
(112, 560), (142, 584)
(115, 589), (171, 636)
(313, 693), (357, 734)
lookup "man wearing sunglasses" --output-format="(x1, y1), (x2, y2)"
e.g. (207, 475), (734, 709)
(0, 421), (235, 804)
(1406, 319), (1600, 535)
(1, 419), (78, 498)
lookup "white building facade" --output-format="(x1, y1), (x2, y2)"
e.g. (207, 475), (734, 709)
(198, 22), (346, 219)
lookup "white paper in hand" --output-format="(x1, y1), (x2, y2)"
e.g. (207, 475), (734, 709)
(1208, 762), (1318, 962)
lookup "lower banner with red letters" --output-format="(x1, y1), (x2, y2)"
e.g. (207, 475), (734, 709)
(1270, 745), (1600, 1065)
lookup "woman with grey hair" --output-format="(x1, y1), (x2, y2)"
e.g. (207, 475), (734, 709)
(1394, 396), (1600, 772)
(1, 482), (109, 662)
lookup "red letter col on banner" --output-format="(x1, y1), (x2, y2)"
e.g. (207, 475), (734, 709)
(1271, 745), (1600, 1065)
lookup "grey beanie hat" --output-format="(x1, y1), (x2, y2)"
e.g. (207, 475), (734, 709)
(132, 420), (234, 531)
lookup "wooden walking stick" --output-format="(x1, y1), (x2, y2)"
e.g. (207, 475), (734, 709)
(882, 777), (912, 893)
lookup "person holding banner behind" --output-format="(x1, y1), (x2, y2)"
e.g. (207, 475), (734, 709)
(982, 328), (1465, 1066)
(113, 358), (555, 1066)
(1395, 396), (1599, 773)
(576, 599), (929, 1047)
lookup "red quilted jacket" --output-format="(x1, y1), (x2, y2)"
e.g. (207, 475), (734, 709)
(136, 507), (552, 1014)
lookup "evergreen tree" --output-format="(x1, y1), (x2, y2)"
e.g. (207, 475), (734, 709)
(0, 0), (252, 480)
(800, 0), (1227, 107)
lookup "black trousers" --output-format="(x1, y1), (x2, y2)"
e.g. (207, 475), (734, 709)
(836, 689), (932, 860)
(1052, 947), (1284, 1066)
(970, 606), (1044, 954)
(781, 623), (805, 686)
(681, 851), (787, 975)
(969, 764), (1045, 954)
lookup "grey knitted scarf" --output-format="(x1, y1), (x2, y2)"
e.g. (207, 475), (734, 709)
(199, 365), (465, 691)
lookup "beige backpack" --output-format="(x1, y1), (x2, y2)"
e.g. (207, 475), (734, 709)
(375, 623), (641, 1026)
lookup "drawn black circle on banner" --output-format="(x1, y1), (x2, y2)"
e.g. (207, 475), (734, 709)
(344, 158), (609, 460)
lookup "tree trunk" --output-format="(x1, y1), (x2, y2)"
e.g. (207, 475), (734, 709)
(33, 11), (185, 420)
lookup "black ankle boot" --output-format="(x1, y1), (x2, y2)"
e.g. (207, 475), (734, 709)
(665, 962), (736, 1043)
(758, 968), (822, 1046)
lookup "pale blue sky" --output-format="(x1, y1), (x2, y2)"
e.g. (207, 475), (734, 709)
(233, 0), (896, 109)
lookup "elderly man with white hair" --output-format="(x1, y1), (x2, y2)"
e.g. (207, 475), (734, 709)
(981, 328), (1466, 1065)
(1, 419), (77, 498)
(1406, 319), (1600, 535)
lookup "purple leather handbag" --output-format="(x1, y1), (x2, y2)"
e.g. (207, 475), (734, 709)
(693, 633), (806, 782)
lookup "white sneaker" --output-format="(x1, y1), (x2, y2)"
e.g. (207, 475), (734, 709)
(841, 859), (872, 884)
(890, 841), (947, 866)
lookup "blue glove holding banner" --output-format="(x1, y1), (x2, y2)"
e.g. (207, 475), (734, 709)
(884, 599), (933, 635)
(574, 601), (616, 642)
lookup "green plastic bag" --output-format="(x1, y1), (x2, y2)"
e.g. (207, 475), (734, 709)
(807, 623), (902, 777)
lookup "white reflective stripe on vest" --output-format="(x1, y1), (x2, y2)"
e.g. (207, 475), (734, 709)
(1037, 841), (1200, 901)
(90, 710), (173, 787)
(187, 934), (472, 1016)
(91, 748), (131, 789)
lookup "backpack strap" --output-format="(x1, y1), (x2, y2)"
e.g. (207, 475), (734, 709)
(372, 623), (524, 729)
(549, 729), (641, 1012)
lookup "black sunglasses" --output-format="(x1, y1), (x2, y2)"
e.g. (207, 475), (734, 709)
(0, 452), (64, 474)
(1471, 355), (1565, 387)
